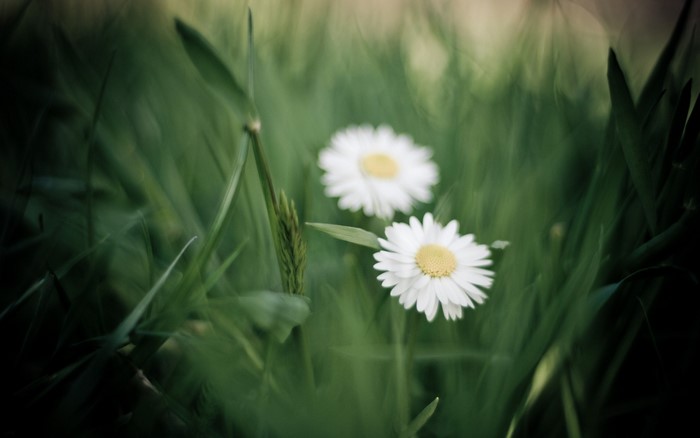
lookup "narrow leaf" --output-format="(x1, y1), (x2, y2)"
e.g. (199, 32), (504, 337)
(627, 209), (696, 269)
(306, 222), (380, 249)
(59, 236), (197, 420)
(175, 18), (254, 120)
(590, 265), (698, 313)
(403, 397), (440, 438)
(674, 91), (700, 163)
(247, 8), (255, 99)
(0, 231), (113, 322)
(107, 235), (197, 350)
(659, 79), (692, 183)
(607, 49), (657, 234)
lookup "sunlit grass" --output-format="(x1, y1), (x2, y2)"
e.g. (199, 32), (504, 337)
(1, 1), (699, 436)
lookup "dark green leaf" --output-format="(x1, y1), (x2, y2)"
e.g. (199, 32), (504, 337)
(58, 236), (197, 421)
(607, 49), (658, 234)
(674, 91), (700, 163)
(627, 209), (696, 269)
(590, 264), (698, 312)
(175, 18), (255, 121)
(659, 79), (692, 183)
(231, 291), (311, 342)
(403, 397), (440, 438)
(306, 222), (380, 249)
(107, 235), (197, 350)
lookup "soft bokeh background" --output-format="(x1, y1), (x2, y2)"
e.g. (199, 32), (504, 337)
(1, 0), (698, 436)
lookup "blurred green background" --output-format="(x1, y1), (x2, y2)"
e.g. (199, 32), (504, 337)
(1, 0), (699, 436)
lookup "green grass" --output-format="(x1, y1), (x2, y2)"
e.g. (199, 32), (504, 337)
(1, 1), (699, 436)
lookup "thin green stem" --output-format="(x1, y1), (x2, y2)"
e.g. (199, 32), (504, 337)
(392, 304), (409, 431)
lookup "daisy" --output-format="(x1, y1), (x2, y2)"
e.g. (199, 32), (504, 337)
(373, 213), (494, 321)
(318, 125), (438, 219)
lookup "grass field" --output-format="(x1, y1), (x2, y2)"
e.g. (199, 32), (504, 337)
(1, 1), (699, 436)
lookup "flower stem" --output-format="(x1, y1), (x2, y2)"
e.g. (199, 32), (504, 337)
(392, 304), (410, 431)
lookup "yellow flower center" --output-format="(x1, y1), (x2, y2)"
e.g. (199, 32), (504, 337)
(361, 153), (399, 179)
(415, 244), (457, 278)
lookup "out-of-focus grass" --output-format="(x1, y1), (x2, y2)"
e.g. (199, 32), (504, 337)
(1, 1), (699, 436)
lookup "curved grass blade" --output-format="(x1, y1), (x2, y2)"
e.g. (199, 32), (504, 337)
(129, 135), (250, 366)
(402, 397), (439, 438)
(175, 18), (255, 121)
(0, 231), (113, 322)
(626, 209), (696, 269)
(607, 49), (657, 234)
(590, 265), (698, 313)
(108, 236), (197, 350)
(306, 222), (380, 249)
(200, 238), (247, 296)
(58, 236), (197, 424)
(176, 135), (250, 303)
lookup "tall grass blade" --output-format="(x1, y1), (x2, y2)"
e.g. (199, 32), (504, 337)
(607, 49), (658, 234)
(402, 397), (439, 438)
(129, 135), (249, 366)
(107, 235), (197, 350)
(200, 239), (247, 296)
(175, 18), (255, 121)
(0, 231), (113, 322)
(58, 236), (197, 425)
(659, 79), (692, 183)
(247, 8), (255, 100)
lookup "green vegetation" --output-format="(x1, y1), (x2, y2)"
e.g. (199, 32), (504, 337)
(1, 1), (698, 436)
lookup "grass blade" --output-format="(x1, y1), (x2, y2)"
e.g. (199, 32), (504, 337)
(57, 236), (197, 425)
(129, 135), (250, 366)
(658, 79), (692, 183)
(247, 8), (255, 100)
(403, 397), (439, 438)
(607, 49), (657, 234)
(175, 18), (255, 121)
(0, 231), (113, 322)
(107, 235), (197, 350)
(306, 222), (380, 249)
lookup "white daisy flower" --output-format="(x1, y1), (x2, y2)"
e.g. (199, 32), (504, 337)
(373, 213), (494, 322)
(318, 124), (438, 219)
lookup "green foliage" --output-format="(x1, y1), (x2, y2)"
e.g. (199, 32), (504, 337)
(306, 222), (381, 250)
(1, 1), (698, 436)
